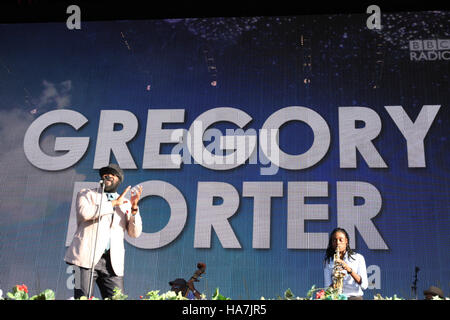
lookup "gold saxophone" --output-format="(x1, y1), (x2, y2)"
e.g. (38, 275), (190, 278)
(332, 246), (345, 294)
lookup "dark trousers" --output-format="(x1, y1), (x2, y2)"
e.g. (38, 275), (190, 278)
(74, 251), (124, 299)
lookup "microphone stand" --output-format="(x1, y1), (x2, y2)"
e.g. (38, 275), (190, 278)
(87, 179), (106, 298)
(411, 266), (420, 300)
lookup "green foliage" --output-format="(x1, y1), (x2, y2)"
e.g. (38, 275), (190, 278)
(284, 288), (295, 299)
(7, 285), (29, 300)
(2, 282), (448, 300)
(306, 285), (316, 299)
(106, 287), (128, 300)
(306, 285), (348, 300)
(5, 284), (55, 300)
(141, 290), (188, 300)
(78, 296), (100, 300)
(30, 289), (55, 300)
(212, 288), (230, 300)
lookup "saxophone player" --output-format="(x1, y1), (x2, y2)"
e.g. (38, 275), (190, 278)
(323, 228), (368, 300)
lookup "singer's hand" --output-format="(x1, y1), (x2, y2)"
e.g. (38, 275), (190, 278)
(130, 185), (143, 208)
(111, 186), (131, 207)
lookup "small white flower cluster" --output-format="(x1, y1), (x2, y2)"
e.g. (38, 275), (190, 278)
(142, 290), (190, 300)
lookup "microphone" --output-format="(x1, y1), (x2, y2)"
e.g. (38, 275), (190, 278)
(100, 176), (113, 185)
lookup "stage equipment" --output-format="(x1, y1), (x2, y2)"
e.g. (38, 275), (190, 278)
(87, 179), (107, 298)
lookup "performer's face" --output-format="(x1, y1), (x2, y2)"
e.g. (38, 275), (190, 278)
(332, 231), (348, 253)
(102, 173), (121, 192)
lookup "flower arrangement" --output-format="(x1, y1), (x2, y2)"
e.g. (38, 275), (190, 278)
(373, 293), (405, 300)
(260, 287), (347, 300)
(136, 287), (227, 300)
(77, 296), (100, 300)
(139, 290), (189, 300)
(306, 285), (348, 300)
(260, 288), (307, 300)
(7, 284), (29, 300)
(1, 283), (448, 300)
(3, 284), (55, 300)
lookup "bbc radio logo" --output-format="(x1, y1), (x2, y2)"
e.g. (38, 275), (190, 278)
(409, 39), (450, 61)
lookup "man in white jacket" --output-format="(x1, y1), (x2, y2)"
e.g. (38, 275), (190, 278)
(65, 164), (143, 299)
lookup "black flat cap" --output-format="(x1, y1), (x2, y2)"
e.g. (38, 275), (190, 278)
(99, 163), (124, 182)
